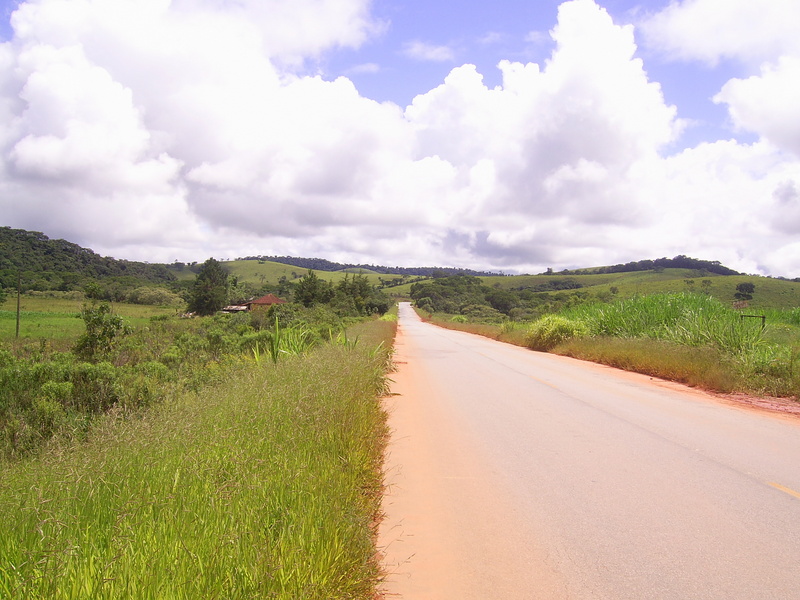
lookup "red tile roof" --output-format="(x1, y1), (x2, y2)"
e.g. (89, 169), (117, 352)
(248, 294), (286, 306)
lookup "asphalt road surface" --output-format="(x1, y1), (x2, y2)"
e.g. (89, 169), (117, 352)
(378, 303), (800, 599)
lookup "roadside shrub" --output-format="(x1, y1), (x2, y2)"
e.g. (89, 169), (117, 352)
(461, 304), (507, 323)
(415, 297), (434, 313)
(118, 361), (174, 409)
(261, 303), (304, 329)
(31, 395), (67, 438)
(160, 344), (182, 367)
(525, 315), (589, 351)
(205, 328), (237, 359)
(74, 302), (131, 361)
(71, 361), (120, 412)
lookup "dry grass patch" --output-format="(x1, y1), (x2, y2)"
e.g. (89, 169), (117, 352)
(555, 336), (742, 393)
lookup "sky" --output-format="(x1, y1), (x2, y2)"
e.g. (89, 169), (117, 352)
(0, 0), (799, 276)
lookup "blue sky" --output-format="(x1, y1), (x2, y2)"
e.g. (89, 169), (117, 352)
(0, 0), (798, 276)
(320, 0), (747, 149)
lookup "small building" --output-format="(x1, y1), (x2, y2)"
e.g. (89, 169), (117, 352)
(246, 294), (287, 312)
(221, 304), (248, 313)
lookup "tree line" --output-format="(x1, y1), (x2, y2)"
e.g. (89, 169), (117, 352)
(240, 255), (502, 277)
(0, 227), (177, 302)
(553, 255), (740, 276)
(188, 259), (389, 317)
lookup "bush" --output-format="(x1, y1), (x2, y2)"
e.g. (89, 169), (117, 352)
(128, 286), (183, 306)
(461, 304), (507, 323)
(71, 361), (120, 412)
(74, 302), (131, 361)
(525, 315), (589, 351)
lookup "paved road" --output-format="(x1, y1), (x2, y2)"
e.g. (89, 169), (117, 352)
(378, 303), (800, 599)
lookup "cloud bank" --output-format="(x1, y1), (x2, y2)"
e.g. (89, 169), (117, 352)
(1, 0), (799, 276)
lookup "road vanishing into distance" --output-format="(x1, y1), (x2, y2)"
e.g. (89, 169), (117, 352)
(378, 303), (800, 599)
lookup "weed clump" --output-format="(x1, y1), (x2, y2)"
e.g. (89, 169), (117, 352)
(524, 315), (589, 351)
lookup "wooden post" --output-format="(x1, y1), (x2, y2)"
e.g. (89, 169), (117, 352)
(16, 271), (21, 338)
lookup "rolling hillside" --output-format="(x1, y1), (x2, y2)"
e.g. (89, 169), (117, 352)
(3, 227), (798, 310)
(497, 270), (799, 309)
(399, 269), (800, 311)
(167, 260), (390, 288)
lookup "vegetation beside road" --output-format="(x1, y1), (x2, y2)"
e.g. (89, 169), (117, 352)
(418, 292), (800, 400)
(1, 232), (400, 598)
(0, 282), (396, 598)
(0, 317), (395, 599)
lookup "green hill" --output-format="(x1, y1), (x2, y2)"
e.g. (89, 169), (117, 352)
(479, 269), (799, 309)
(407, 269), (800, 316)
(4, 227), (798, 311)
(0, 227), (175, 292)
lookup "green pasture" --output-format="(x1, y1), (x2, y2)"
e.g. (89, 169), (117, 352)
(453, 269), (800, 310)
(224, 260), (385, 287)
(0, 297), (177, 341)
(168, 260), (386, 288)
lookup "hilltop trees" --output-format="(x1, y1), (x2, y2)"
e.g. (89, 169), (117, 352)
(187, 258), (229, 316)
(293, 270), (388, 316)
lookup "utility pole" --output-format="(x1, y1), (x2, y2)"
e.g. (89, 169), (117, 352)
(16, 271), (21, 338)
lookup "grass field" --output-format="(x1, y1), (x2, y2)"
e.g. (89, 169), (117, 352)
(168, 259), (387, 288)
(0, 327), (395, 599)
(480, 269), (800, 309)
(0, 297), (177, 341)
(0, 292), (397, 599)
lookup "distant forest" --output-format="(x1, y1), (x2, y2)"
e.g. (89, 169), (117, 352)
(554, 255), (740, 276)
(2, 226), (761, 302)
(242, 255), (503, 277)
(0, 227), (175, 295)
(246, 254), (742, 278)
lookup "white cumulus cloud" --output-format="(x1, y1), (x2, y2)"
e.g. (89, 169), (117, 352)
(714, 57), (800, 157)
(402, 40), (455, 62)
(0, 0), (799, 277)
(641, 0), (800, 65)
(643, 0), (800, 160)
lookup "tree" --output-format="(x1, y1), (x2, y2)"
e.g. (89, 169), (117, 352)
(735, 282), (755, 300)
(294, 270), (333, 307)
(187, 258), (229, 315)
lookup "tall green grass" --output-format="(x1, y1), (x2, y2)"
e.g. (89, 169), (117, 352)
(421, 294), (800, 397)
(0, 320), (395, 599)
(2, 301), (368, 460)
(563, 293), (765, 355)
(551, 294), (800, 397)
(524, 315), (589, 351)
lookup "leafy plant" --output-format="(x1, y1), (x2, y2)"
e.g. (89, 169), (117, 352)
(525, 314), (589, 351)
(74, 302), (131, 361)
